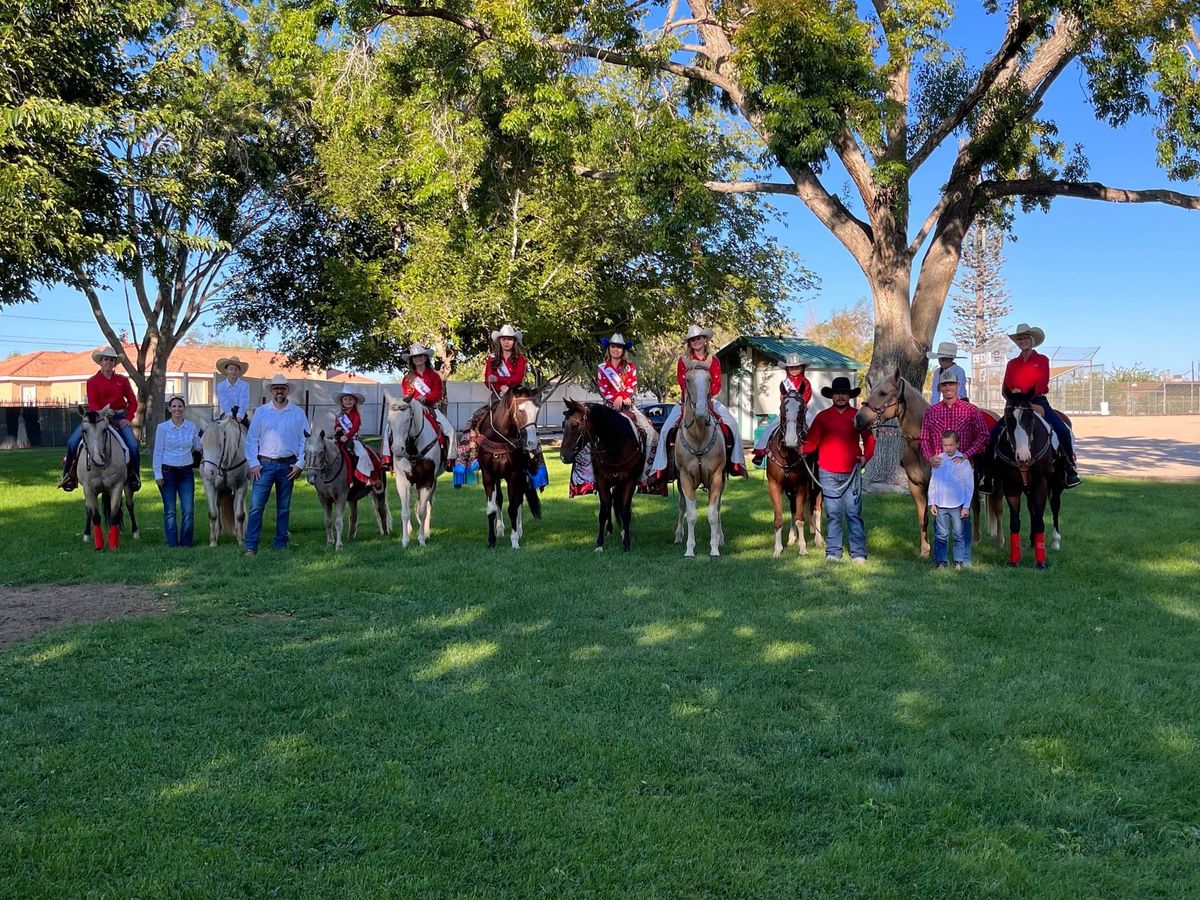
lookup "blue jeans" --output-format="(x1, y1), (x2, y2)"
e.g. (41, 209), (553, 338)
(245, 459), (296, 551)
(65, 418), (140, 471)
(933, 507), (971, 565)
(158, 466), (195, 547)
(819, 469), (866, 560)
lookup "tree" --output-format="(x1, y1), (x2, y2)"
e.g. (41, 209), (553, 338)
(351, 0), (1200, 386)
(950, 223), (1011, 351)
(805, 299), (874, 371)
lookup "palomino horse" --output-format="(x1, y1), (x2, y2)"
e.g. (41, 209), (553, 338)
(303, 429), (391, 550)
(561, 400), (647, 552)
(856, 370), (1001, 557)
(476, 386), (542, 549)
(386, 397), (455, 548)
(76, 405), (138, 550)
(764, 390), (824, 557)
(992, 389), (1066, 569)
(200, 413), (249, 547)
(674, 362), (727, 557)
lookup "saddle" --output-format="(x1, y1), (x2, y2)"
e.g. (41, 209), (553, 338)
(338, 441), (386, 487)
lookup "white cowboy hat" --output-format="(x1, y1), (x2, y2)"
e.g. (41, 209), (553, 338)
(926, 341), (964, 360)
(401, 342), (434, 363)
(267, 374), (292, 391)
(1008, 323), (1046, 347)
(338, 386), (367, 405)
(215, 355), (250, 375)
(778, 352), (811, 369)
(601, 333), (633, 350)
(91, 346), (120, 364)
(683, 324), (713, 343)
(491, 324), (523, 342)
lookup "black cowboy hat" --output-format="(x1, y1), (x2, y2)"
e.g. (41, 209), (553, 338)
(821, 376), (861, 399)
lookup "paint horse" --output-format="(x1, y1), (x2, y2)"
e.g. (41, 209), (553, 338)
(560, 400), (647, 552)
(674, 362), (727, 557)
(200, 411), (249, 547)
(763, 389), (823, 557)
(385, 397), (455, 548)
(303, 429), (391, 550)
(476, 386), (543, 549)
(76, 405), (138, 550)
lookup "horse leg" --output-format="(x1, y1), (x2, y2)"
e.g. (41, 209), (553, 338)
(323, 498), (335, 547)
(85, 493), (103, 551)
(125, 485), (138, 539)
(809, 488), (825, 550)
(1050, 485), (1063, 551)
(106, 483), (123, 550)
(415, 483), (431, 546)
(207, 482), (221, 547)
(909, 479), (931, 558)
(768, 473), (785, 558)
(398, 470), (413, 548)
(484, 473), (500, 548)
(1006, 489), (1023, 566)
(235, 484), (247, 546)
(708, 471), (725, 557)
(332, 498), (346, 551)
(618, 478), (636, 552)
(1030, 482), (1049, 570)
(792, 487), (807, 556)
(596, 476), (612, 552)
(508, 476), (523, 550)
(674, 484), (687, 545)
(349, 497), (359, 541)
(680, 477), (698, 557)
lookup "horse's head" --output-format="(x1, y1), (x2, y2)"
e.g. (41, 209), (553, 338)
(856, 368), (901, 430)
(202, 414), (244, 479)
(560, 399), (589, 464)
(682, 362), (713, 426)
(1003, 390), (1042, 465)
(781, 390), (806, 449)
(511, 386), (541, 452)
(79, 405), (113, 465)
(303, 427), (332, 476)
(386, 398), (415, 451)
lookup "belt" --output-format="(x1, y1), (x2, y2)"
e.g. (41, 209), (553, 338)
(162, 463), (193, 473)
(260, 455), (297, 463)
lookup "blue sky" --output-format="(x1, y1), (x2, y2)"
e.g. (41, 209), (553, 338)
(3, 7), (1198, 377)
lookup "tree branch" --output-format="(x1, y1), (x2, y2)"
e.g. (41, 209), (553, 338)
(701, 180), (800, 194)
(977, 178), (1200, 209)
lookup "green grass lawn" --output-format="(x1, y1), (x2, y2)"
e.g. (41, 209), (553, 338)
(1, 448), (1199, 897)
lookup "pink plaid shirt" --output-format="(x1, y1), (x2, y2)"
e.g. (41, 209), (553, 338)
(920, 400), (989, 461)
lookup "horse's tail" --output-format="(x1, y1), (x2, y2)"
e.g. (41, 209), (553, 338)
(219, 490), (235, 535)
(525, 478), (542, 520)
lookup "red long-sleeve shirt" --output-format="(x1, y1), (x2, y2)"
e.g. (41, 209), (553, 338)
(781, 374), (813, 404)
(676, 354), (721, 396)
(484, 354), (527, 393)
(335, 407), (362, 440)
(1004, 351), (1050, 395)
(801, 405), (876, 474)
(402, 369), (444, 405)
(597, 360), (637, 404)
(86, 371), (138, 418)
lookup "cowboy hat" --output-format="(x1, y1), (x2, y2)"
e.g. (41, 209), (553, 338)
(778, 351), (811, 369)
(401, 342), (434, 363)
(820, 376), (861, 399)
(1008, 322), (1046, 347)
(601, 333), (633, 350)
(337, 386), (367, 405)
(491, 324), (523, 342)
(926, 341), (964, 360)
(267, 374), (291, 391)
(683, 324), (713, 343)
(91, 346), (120, 364)
(936, 368), (960, 384)
(215, 355), (250, 375)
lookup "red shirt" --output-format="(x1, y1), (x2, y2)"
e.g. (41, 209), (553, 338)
(86, 371), (138, 418)
(1004, 351), (1050, 395)
(335, 407), (362, 439)
(919, 400), (989, 460)
(781, 374), (813, 405)
(402, 369), (444, 405)
(597, 360), (637, 404)
(801, 405), (876, 474)
(676, 354), (721, 396)
(484, 354), (527, 393)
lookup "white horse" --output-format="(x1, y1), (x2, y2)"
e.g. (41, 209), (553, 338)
(385, 398), (456, 547)
(200, 414), (249, 547)
(303, 429), (391, 550)
(674, 363), (727, 557)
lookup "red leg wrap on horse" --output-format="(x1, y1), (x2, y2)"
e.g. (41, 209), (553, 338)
(1034, 533), (1046, 564)
(93, 524), (104, 550)
(108, 525), (120, 550)
(1009, 533), (1021, 564)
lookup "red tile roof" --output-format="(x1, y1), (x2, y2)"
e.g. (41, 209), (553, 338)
(0, 350), (79, 378)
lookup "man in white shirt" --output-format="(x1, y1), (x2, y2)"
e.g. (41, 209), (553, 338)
(244, 374), (308, 555)
(215, 355), (251, 427)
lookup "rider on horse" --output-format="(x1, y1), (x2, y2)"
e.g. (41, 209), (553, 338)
(215, 355), (251, 429)
(58, 345), (142, 493)
(648, 324), (748, 481)
(751, 351), (813, 467)
(927, 342), (969, 403)
(596, 333), (657, 484)
(333, 387), (382, 488)
(980, 322), (1081, 494)
(382, 342), (456, 464)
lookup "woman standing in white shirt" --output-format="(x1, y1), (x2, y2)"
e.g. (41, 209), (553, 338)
(154, 396), (202, 547)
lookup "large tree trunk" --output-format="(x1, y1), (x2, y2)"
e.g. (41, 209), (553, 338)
(136, 364), (168, 457)
(866, 264), (927, 387)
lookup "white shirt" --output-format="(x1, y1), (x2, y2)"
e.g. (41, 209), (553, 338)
(928, 450), (975, 509)
(246, 401), (308, 468)
(153, 419), (201, 479)
(216, 378), (251, 418)
(930, 364), (968, 402)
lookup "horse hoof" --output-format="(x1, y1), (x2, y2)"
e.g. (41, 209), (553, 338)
(595, 546), (604, 553)
(772, 549), (782, 559)
(684, 550), (695, 558)
(1035, 562), (1047, 571)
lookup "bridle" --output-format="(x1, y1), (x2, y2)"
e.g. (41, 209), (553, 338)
(203, 417), (246, 480)
(305, 436), (345, 485)
(680, 364), (714, 430)
(565, 404), (643, 470)
(1000, 400), (1052, 488)
(860, 378), (908, 431)
(393, 401), (440, 461)
(81, 418), (113, 471)
(767, 391), (809, 472)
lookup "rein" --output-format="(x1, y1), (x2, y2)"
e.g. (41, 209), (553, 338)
(568, 406), (643, 470)
(999, 403), (1053, 489)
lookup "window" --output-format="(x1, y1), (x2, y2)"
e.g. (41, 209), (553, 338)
(165, 378), (181, 398)
(187, 378), (210, 405)
(21, 385), (36, 404)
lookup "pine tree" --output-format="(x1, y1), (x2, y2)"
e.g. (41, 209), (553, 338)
(950, 224), (1012, 351)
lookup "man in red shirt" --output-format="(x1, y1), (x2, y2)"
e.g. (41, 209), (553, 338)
(59, 346), (142, 491)
(919, 371), (989, 463)
(802, 376), (876, 563)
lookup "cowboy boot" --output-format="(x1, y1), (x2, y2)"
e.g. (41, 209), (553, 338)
(127, 463), (141, 492)
(1064, 457), (1082, 489)
(57, 454), (79, 491)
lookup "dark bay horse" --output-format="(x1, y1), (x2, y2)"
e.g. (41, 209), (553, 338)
(561, 400), (646, 552)
(856, 370), (1001, 557)
(477, 386), (543, 549)
(992, 389), (1066, 569)
(764, 390), (823, 557)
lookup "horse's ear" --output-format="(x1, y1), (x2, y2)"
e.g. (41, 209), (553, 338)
(893, 366), (901, 383)
(77, 403), (88, 417)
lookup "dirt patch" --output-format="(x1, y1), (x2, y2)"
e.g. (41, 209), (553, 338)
(1073, 416), (1200, 480)
(0, 583), (174, 648)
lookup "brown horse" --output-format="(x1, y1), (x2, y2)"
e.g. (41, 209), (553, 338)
(674, 362), (727, 557)
(855, 370), (1001, 557)
(561, 400), (646, 552)
(477, 386), (543, 549)
(764, 390), (824, 557)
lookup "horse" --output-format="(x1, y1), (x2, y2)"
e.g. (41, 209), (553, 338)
(674, 362), (727, 557)
(385, 397), (455, 548)
(302, 429), (391, 550)
(476, 386), (542, 549)
(763, 390), (824, 557)
(76, 405), (138, 550)
(856, 370), (1001, 557)
(991, 389), (1066, 569)
(200, 412), (249, 547)
(561, 400), (646, 552)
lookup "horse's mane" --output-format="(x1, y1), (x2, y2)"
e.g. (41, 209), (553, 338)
(585, 402), (631, 434)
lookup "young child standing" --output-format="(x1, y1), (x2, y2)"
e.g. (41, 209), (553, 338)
(928, 429), (974, 569)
